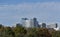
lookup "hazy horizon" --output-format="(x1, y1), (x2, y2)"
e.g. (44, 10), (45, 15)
(0, 0), (60, 27)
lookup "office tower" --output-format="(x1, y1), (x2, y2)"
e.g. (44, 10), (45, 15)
(33, 18), (39, 28)
(21, 18), (39, 28)
(25, 20), (31, 28)
(26, 19), (36, 28)
(21, 18), (34, 28)
(25, 19), (37, 28)
(55, 23), (58, 28)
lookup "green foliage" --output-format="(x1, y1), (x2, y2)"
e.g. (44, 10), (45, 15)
(36, 28), (52, 37)
(52, 31), (60, 37)
(4, 27), (15, 37)
(0, 24), (59, 37)
(13, 24), (27, 37)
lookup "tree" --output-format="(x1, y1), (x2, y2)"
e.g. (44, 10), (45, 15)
(36, 28), (52, 37)
(13, 25), (27, 37)
(4, 27), (15, 37)
(52, 31), (60, 37)
(0, 24), (5, 37)
(25, 28), (37, 37)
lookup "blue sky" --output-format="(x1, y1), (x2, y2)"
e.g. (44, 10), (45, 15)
(0, 0), (60, 27)
(0, 0), (60, 4)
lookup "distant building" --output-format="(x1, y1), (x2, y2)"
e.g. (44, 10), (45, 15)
(38, 23), (42, 28)
(25, 20), (32, 28)
(47, 23), (59, 31)
(33, 18), (39, 28)
(21, 18), (39, 28)
(21, 18), (28, 27)
(55, 23), (58, 28)
(42, 23), (46, 28)
(30, 19), (35, 28)
(47, 23), (58, 28)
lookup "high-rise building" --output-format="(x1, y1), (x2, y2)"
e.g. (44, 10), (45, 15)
(21, 18), (39, 28)
(25, 20), (31, 28)
(30, 19), (35, 28)
(33, 18), (39, 28)
(25, 18), (39, 28)
(55, 23), (58, 28)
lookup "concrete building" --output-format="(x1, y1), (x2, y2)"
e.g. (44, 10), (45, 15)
(25, 20), (32, 28)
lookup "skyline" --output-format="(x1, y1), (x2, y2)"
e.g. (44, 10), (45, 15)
(0, 0), (60, 27)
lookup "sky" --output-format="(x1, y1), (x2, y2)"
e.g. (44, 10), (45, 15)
(0, 0), (60, 27)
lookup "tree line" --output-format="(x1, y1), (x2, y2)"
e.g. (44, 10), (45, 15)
(0, 24), (60, 37)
